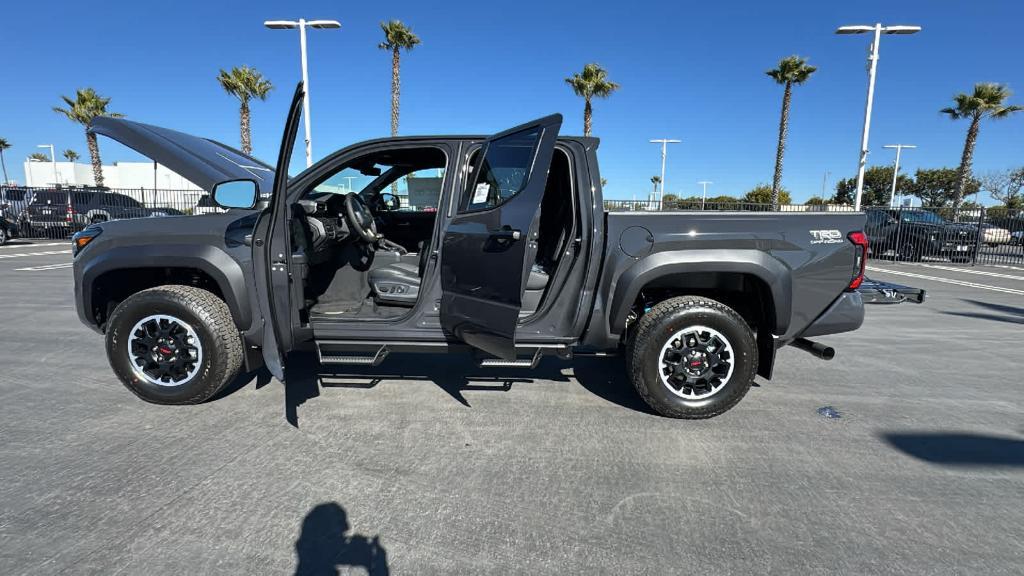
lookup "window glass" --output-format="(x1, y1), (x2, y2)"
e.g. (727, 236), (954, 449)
(308, 148), (447, 213)
(30, 191), (67, 205)
(463, 127), (541, 212)
(72, 192), (96, 206)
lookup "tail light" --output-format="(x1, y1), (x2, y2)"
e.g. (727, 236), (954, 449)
(847, 231), (868, 290)
(66, 202), (75, 223)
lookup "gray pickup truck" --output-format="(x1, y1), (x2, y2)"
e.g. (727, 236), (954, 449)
(73, 84), (886, 419)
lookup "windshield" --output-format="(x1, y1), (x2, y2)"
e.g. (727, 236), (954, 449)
(901, 210), (948, 225)
(29, 191), (68, 205)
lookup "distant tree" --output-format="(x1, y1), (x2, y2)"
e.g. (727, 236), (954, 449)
(62, 149), (79, 162)
(565, 63), (619, 137)
(600, 177), (607, 187)
(0, 137), (10, 184)
(766, 56), (817, 208)
(53, 88), (122, 187)
(29, 152), (50, 162)
(744, 183), (791, 206)
(217, 66), (273, 155)
(979, 167), (1024, 210)
(379, 20), (421, 137)
(805, 196), (827, 205)
(906, 167), (980, 207)
(650, 175), (661, 197)
(941, 83), (1022, 208)
(833, 166), (912, 207)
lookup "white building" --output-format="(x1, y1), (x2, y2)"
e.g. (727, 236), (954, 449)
(23, 160), (201, 191)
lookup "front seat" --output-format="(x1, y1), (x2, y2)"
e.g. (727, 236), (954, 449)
(368, 241), (431, 306)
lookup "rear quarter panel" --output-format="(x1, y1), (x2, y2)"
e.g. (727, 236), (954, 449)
(584, 211), (866, 348)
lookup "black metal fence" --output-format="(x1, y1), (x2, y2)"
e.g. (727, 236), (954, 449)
(2, 185), (216, 238)
(5, 185), (1022, 266)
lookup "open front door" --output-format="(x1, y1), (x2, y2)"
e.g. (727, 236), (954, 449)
(440, 114), (562, 359)
(251, 83), (305, 380)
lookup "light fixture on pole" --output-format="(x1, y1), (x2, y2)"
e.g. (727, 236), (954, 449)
(37, 144), (58, 185)
(882, 144), (916, 207)
(264, 18), (341, 167)
(698, 180), (713, 210)
(836, 22), (921, 211)
(649, 138), (681, 206)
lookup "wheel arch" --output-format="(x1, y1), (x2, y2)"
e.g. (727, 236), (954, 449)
(80, 244), (251, 332)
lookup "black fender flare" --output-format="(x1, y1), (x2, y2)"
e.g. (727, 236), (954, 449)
(607, 249), (792, 335)
(79, 243), (251, 331)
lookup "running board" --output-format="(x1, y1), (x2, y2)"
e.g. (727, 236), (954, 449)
(477, 350), (543, 369)
(317, 344), (389, 366)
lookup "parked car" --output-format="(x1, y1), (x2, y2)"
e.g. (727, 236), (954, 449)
(73, 84), (918, 419)
(864, 208), (978, 263)
(0, 202), (19, 245)
(978, 223), (1011, 246)
(1, 186), (32, 216)
(192, 194), (226, 215)
(19, 189), (181, 237)
(1011, 230), (1024, 246)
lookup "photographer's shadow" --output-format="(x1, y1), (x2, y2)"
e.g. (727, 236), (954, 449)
(294, 502), (390, 576)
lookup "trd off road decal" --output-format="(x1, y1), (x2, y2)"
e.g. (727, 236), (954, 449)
(809, 229), (844, 244)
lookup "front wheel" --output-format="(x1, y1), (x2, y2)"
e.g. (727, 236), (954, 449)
(627, 296), (757, 419)
(0, 225), (8, 245)
(106, 285), (243, 404)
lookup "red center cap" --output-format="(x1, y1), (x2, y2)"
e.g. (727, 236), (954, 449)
(159, 346), (172, 355)
(690, 360), (703, 367)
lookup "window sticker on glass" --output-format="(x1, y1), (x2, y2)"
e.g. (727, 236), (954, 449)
(472, 182), (490, 205)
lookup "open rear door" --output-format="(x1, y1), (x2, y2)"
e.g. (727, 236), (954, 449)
(440, 114), (562, 359)
(251, 83), (305, 379)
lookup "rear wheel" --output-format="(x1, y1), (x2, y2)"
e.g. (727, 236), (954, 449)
(627, 296), (757, 419)
(0, 225), (8, 245)
(897, 241), (921, 262)
(106, 286), (243, 404)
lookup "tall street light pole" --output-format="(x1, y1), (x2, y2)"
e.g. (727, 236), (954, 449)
(883, 144), (916, 207)
(836, 23), (921, 211)
(37, 144), (58, 185)
(265, 18), (341, 167)
(698, 180), (713, 210)
(649, 138), (680, 206)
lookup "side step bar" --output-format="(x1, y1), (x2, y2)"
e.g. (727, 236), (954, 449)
(478, 350), (543, 369)
(317, 344), (390, 366)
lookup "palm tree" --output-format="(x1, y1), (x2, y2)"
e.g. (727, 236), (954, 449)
(63, 149), (80, 162)
(0, 138), (10, 185)
(216, 66), (273, 155)
(28, 152), (50, 162)
(766, 56), (817, 208)
(565, 63), (620, 137)
(650, 175), (661, 196)
(53, 88), (123, 188)
(378, 20), (421, 137)
(941, 83), (1023, 208)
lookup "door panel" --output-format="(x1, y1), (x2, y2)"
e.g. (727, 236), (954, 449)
(439, 114), (562, 359)
(252, 83), (305, 379)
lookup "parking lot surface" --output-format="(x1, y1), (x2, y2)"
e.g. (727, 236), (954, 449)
(1, 239), (1022, 575)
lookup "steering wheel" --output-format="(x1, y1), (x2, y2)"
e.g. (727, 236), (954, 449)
(343, 193), (380, 243)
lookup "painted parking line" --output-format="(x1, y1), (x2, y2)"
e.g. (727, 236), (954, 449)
(0, 242), (69, 250)
(0, 250), (71, 260)
(867, 266), (1024, 296)
(920, 264), (1024, 282)
(15, 262), (74, 271)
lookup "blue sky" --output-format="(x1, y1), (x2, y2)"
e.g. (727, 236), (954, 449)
(1, 0), (1021, 203)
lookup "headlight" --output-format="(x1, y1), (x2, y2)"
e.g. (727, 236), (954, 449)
(72, 226), (102, 256)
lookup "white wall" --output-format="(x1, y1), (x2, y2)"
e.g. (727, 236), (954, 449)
(23, 160), (201, 191)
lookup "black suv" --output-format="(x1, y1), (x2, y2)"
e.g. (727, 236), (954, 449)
(864, 208), (977, 263)
(19, 189), (180, 237)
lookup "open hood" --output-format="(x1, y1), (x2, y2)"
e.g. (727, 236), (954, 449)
(88, 117), (275, 194)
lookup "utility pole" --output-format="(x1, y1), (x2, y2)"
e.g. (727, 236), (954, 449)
(649, 138), (680, 206)
(265, 18), (342, 167)
(836, 23), (921, 210)
(698, 181), (713, 210)
(883, 144), (916, 207)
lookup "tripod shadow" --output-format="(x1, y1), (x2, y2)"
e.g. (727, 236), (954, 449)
(294, 502), (389, 576)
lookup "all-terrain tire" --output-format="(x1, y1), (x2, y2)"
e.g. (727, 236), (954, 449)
(106, 285), (243, 404)
(0, 226), (8, 245)
(627, 296), (757, 419)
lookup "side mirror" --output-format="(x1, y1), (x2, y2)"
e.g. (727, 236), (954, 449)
(212, 179), (258, 209)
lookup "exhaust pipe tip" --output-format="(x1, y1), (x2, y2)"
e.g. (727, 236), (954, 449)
(792, 338), (836, 361)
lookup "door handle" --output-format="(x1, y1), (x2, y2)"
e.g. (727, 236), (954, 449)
(488, 228), (521, 241)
